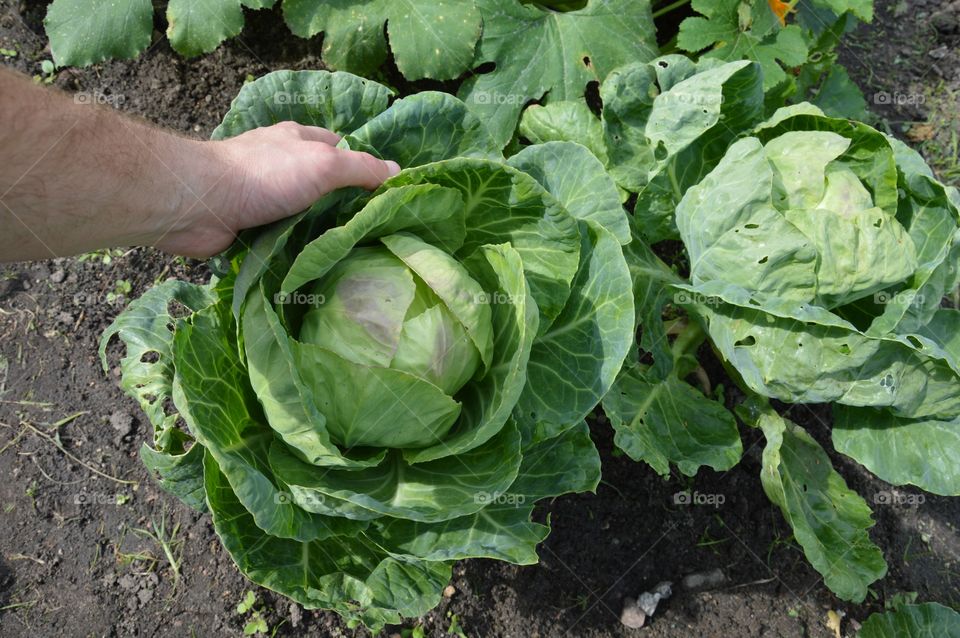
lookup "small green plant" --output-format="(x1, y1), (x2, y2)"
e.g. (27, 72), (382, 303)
(446, 612), (468, 638)
(0, 47), (17, 58)
(78, 248), (125, 265)
(34, 59), (56, 85)
(106, 279), (132, 304)
(886, 592), (920, 611)
(401, 625), (427, 638)
(132, 510), (183, 587)
(236, 591), (270, 636)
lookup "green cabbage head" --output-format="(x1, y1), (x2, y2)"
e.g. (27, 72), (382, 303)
(674, 105), (960, 421)
(100, 70), (635, 631)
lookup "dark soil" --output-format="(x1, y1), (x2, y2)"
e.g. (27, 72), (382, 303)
(1, 1), (958, 637)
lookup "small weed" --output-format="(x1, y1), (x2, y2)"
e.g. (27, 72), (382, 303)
(77, 248), (125, 265)
(34, 60), (55, 85)
(236, 590), (283, 636)
(107, 279), (132, 304)
(132, 509), (184, 587)
(446, 611), (468, 638)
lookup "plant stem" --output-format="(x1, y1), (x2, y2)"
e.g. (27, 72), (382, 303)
(653, 0), (691, 19)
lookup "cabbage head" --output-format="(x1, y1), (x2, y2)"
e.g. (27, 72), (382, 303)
(675, 105), (960, 422)
(100, 70), (635, 631)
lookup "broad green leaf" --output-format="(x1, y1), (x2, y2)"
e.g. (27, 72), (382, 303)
(694, 299), (960, 418)
(507, 142), (630, 245)
(283, 0), (482, 81)
(514, 222), (634, 444)
(166, 0), (245, 58)
(764, 131), (851, 209)
(858, 603), (960, 638)
(919, 309), (960, 366)
(833, 405), (960, 496)
(604, 366), (741, 476)
(623, 59), (765, 242)
(675, 137), (820, 301)
(99, 280), (217, 433)
(213, 70), (394, 140)
(755, 408), (886, 602)
(865, 139), (960, 335)
(511, 421), (601, 497)
(622, 235), (683, 378)
(613, 60), (762, 190)
(203, 452), (451, 632)
(812, 65), (868, 121)
(460, 0), (657, 148)
(519, 103), (608, 165)
(344, 92), (502, 168)
(752, 113), (900, 213)
(370, 420), (600, 564)
(45, 0), (153, 67)
(269, 422), (522, 523)
(174, 303), (360, 542)
(369, 502), (548, 564)
(677, 0), (809, 90)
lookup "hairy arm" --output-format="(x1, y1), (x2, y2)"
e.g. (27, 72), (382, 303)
(0, 68), (400, 261)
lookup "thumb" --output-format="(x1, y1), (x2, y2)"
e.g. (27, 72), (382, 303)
(322, 147), (401, 190)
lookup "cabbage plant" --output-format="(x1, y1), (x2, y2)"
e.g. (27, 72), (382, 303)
(596, 61), (959, 603)
(101, 70), (635, 630)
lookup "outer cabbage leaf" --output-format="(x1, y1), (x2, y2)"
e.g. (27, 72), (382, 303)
(203, 452), (452, 632)
(833, 404), (960, 497)
(343, 92), (503, 167)
(174, 302), (364, 542)
(858, 603), (960, 638)
(521, 58), (765, 243)
(213, 70), (394, 141)
(507, 142), (629, 244)
(519, 103), (609, 166)
(99, 280), (217, 511)
(686, 291), (960, 418)
(753, 407), (886, 602)
(604, 366), (742, 476)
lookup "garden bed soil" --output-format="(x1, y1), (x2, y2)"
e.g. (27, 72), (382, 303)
(1, 1), (958, 636)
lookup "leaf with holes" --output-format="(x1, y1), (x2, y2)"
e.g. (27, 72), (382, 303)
(459, 0), (658, 148)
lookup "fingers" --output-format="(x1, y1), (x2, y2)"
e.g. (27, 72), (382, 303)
(295, 125), (342, 146)
(321, 147), (402, 190)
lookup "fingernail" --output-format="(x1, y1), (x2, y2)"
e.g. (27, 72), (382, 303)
(386, 160), (401, 176)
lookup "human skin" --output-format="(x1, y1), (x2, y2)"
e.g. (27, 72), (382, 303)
(0, 67), (400, 261)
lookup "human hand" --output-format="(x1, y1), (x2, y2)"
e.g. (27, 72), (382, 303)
(153, 122), (401, 258)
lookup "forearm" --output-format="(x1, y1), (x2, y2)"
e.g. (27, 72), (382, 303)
(0, 68), (226, 261)
(1, 67), (399, 261)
